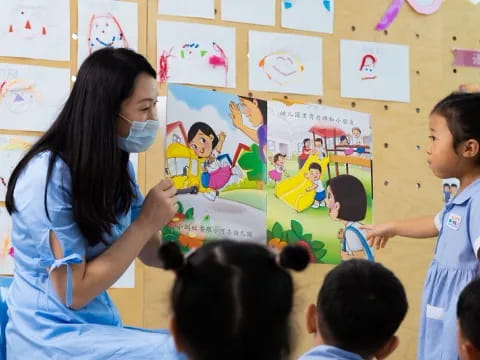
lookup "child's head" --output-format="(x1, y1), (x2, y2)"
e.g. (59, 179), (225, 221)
(273, 153), (286, 165)
(315, 138), (323, 147)
(187, 122), (218, 158)
(428, 93), (480, 178)
(326, 175), (366, 222)
(352, 127), (362, 137)
(303, 138), (311, 148)
(457, 278), (480, 360)
(443, 183), (451, 192)
(451, 183), (458, 194)
(306, 259), (408, 359)
(309, 162), (322, 181)
(340, 135), (349, 144)
(159, 240), (310, 360)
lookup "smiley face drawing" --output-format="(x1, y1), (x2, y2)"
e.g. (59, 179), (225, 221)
(87, 13), (128, 54)
(359, 54), (377, 80)
(259, 52), (305, 86)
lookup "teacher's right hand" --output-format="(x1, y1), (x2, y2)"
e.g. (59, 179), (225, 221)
(138, 179), (178, 233)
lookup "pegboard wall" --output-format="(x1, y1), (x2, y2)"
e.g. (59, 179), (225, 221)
(1, 0), (479, 359)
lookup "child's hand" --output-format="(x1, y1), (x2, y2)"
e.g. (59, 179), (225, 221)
(360, 223), (396, 250)
(337, 228), (345, 241)
(219, 131), (226, 140)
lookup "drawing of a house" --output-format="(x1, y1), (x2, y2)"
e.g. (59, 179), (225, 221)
(166, 121), (188, 145)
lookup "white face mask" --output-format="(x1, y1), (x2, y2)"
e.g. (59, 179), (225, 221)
(118, 114), (159, 153)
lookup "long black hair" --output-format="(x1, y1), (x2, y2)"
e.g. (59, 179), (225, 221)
(158, 240), (309, 360)
(6, 48), (156, 247)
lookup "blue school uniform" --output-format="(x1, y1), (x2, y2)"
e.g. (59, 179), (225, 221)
(298, 345), (364, 360)
(6, 152), (185, 360)
(418, 178), (480, 360)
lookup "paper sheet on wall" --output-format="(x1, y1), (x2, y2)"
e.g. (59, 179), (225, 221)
(77, 0), (138, 69)
(158, 0), (214, 19)
(0, 63), (70, 131)
(0, 0), (70, 61)
(267, 101), (373, 264)
(340, 40), (410, 103)
(157, 21), (236, 88)
(0, 134), (39, 202)
(221, 0), (275, 26)
(281, 0), (334, 34)
(111, 262), (135, 288)
(249, 31), (323, 96)
(0, 207), (14, 275)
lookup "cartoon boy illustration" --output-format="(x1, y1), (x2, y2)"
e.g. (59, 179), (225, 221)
(304, 162), (325, 209)
(325, 174), (374, 261)
(314, 138), (327, 159)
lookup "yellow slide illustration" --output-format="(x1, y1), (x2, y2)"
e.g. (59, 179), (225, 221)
(274, 155), (330, 212)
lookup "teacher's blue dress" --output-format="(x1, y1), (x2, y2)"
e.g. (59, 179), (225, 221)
(6, 151), (184, 360)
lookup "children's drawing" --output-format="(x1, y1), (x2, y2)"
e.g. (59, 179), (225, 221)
(0, 0), (70, 61)
(359, 54), (377, 80)
(259, 52), (305, 86)
(376, 0), (442, 31)
(281, 0), (334, 34)
(407, 0), (443, 14)
(0, 134), (38, 202)
(249, 31), (323, 96)
(341, 40), (410, 102)
(442, 178), (460, 203)
(158, 0), (214, 19)
(157, 21), (236, 88)
(77, 0), (138, 68)
(0, 63), (70, 131)
(267, 101), (372, 264)
(0, 207), (14, 275)
(163, 84), (266, 251)
(221, 0), (275, 26)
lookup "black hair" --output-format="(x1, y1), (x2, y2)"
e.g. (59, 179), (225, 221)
(187, 122), (219, 151)
(303, 138), (311, 146)
(309, 163), (322, 172)
(352, 127), (362, 134)
(273, 153), (286, 163)
(340, 135), (349, 144)
(6, 48), (156, 246)
(457, 278), (480, 351)
(317, 259), (408, 358)
(314, 138), (323, 144)
(158, 240), (309, 360)
(431, 93), (480, 160)
(326, 175), (366, 222)
(238, 96), (267, 125)
(451, 183), (458, 188)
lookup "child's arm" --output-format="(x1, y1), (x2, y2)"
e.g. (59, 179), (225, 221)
(361, 215), (438, 249)
(216, 131), (226, 152)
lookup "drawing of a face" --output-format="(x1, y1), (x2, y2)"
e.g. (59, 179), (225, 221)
(309, 168), (321, 181)
(88, 14), (128, 54)
(259, 52), (305, 86)
(180, 43), (207, 59)
(276, 155), (285, 166)
(359, 54), (377, 80)
(0, 80), (37, 114)
(326, 186), (339, 221)
(8, 6), (47, 40)
(352, 128), (361, 139)
(190, 130), (214, 158)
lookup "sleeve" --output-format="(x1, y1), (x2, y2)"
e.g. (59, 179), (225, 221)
(344, 228), (364, 252)
(128, 160), (144, 223)
(14, 153), (84, 306)
(434, 208), (445, 232)
(468, 196), (480, 257)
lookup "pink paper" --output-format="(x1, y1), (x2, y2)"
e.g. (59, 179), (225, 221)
(453, 49), (480, 67)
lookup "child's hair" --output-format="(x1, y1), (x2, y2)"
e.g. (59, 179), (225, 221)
(315, 138), (323, 145)
(451, 183), (458, 188)
(457, 278), (480, 351)
(238, 96), (267, 125)
(158, 240), (310, 360)
(187, 122), (219, 149)
(303, 138), (311, 146)
(431, 92), (480, 155)
(340, 135), (349, 143)
(317, 259), (408, 358)
(309, 162), (322, 172)
(352, 127), (362, 134)
(326, 175), (366, 222)
(443, 184), (451, 189)
(273, 153), (286, 163)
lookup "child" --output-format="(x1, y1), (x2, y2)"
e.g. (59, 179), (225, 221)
(187, 122), (231, 201)
(300, 259), (408, 360)
(305, 163), (325, 209)
(443, 183), (451, 203)
(451, 182), (459, 197)
(457, 278), (480, 360)
(326, 175), (373, 261)
(298, 138), (313, 169)
(350, 127), (363, 145)
(268, 153), (287, 183)
(314, 138), (327, 159)
(363, 93), (480, 359)
(158, 240), (310, 360)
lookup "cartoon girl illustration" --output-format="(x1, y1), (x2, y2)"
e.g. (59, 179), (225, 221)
(359, 54), (377, 80)
(187, 122), (231, 201)
(87, 13), (128, 54)
(325, 174), (374, 261)
(268, 153), (288, 183)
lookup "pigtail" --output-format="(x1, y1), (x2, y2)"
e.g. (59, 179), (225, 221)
(157, 241), (185, 271)
(279, 245), (310, 271)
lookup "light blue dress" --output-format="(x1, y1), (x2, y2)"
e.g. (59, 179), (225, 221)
(298, 345), (364, 360)
(418, 178), (480, 360)
(6, 151), (185, 360)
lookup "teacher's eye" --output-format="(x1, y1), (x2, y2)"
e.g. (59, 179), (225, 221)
(428, 135), (436, 141)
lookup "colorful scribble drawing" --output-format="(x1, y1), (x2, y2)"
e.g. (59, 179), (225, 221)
(158, 42), (229, 87)
(258, 52), (305, 86)
(0, 231), (13, 265)
(0, 77), (40, 114)
(7, 5), (48, 40)
(87, 13), (128, 54)
(359, 54), (377, 80)
(283, 0), (331, 11)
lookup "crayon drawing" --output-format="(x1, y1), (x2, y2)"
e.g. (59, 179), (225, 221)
(0, 207), (14, 275)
